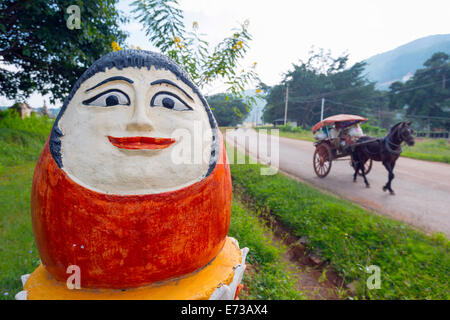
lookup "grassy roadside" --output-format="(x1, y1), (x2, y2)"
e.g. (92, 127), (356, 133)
(0, 163), (41, 300)
(227, 144), (449, 299)
(0, 111), (52, 299)
(253, 125), (450, 164)
(255, 126), (315, 142)
(229, 200), (306, 300)
(0, 110), (53, 169)
(402, 139), (450, 164)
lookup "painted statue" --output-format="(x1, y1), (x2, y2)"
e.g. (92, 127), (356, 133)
(18, 50), (247, 299)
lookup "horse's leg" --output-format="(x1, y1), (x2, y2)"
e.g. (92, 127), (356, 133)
(382, 161), (395, 195)
(352, 152), (359, 183)
(352, 150), (370, 187)
(387, 161), (396, 194)
(360, 159), (370, 188)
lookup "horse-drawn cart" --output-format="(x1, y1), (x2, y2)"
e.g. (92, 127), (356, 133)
(312, 114), (373, 178)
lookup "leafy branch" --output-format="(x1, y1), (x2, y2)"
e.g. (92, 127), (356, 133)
(131, 0), (260, 107)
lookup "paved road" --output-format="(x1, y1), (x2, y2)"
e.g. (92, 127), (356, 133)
(226, 128), (450, 237)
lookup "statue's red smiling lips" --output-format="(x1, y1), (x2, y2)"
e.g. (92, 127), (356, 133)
(107, 136), (175, 150)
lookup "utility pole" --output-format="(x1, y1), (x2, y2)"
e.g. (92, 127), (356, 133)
(378, 105), (381, 127)
(321, 98), (325, 121)
(284, 84), (289, 125)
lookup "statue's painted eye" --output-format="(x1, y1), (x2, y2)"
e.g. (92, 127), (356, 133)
(83, 89), (130, 107)
(150, 92), (192, 111)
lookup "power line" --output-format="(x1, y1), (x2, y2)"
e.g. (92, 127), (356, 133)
(284, 84), (289, 125)
(286, 78), (450, 120)
(325, 98), (368, 111)
(272, 76), (450, 126)
(404, 114), (450, 120)
(285, 77), (450, 105)
(324, 98), (450, 122)
(346, 78), (450, 105)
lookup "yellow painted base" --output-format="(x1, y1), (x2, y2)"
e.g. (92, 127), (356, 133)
(24, 237), (241, 300)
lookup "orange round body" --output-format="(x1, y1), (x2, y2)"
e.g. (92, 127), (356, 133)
(31, 133), (231, 289)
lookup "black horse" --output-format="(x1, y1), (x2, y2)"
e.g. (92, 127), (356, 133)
(351, 122), (415, 195)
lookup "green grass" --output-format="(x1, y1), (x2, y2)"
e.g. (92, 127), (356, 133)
(256, 126), (315, 142)
(0, 110), (53, 169)
(403, 139), (450, 164)
(0, 110), (52, 300)
(0, 163), (41, 300)
(228, 146), (450, 299)
(229, 200), (306, 300)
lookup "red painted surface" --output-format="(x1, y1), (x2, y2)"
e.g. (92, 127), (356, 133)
(107, 136), (176, 150)
(234, 283), (244, 300)
(31, 133), (231, 288)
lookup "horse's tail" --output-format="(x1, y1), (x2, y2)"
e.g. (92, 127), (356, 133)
(350, 143), (360, 167)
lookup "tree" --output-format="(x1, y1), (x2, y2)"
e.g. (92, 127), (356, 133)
(263, 48), (381, 127)
(131, 0), (259, 104)
(0, 0), (127, 103)
(388, 52), (450, 129)
(206, 93), (248, 126)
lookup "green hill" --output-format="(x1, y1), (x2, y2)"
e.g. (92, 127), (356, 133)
(364, 34), (450, 89)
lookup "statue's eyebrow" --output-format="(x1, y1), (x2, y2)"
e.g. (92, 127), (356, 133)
(86, 76), (134, 92)
(151, 79), (194, 102)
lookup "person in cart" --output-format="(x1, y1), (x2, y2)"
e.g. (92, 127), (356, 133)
(314, 124), (339, 141)
(312, 115), (365, 146)
(342, 123), (364, 146)
(311, 114), (369, 178)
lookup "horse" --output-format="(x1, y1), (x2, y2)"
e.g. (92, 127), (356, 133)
(351, 121), (415, 195)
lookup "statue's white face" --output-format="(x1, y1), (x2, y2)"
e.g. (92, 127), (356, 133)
(58, 66), (213, 195)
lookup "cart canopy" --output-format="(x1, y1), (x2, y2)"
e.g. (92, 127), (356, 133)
(311, 114), (368, 133)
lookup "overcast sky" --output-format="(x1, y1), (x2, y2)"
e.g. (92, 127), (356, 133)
(2, 0), (449, 107)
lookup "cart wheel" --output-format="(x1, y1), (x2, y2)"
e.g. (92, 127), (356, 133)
(362, 158), (373, 175)
(313, 144), (332, 178)
(350, 157), (373, 176)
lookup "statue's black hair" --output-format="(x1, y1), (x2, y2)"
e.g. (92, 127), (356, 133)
(49, 49), (219, 177)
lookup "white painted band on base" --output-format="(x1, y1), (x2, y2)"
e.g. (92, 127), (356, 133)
(209, 237), (249, 300)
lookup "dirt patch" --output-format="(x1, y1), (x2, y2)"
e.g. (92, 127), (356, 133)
(239, 263), (256, 300)
(234, 184), (348, 300)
